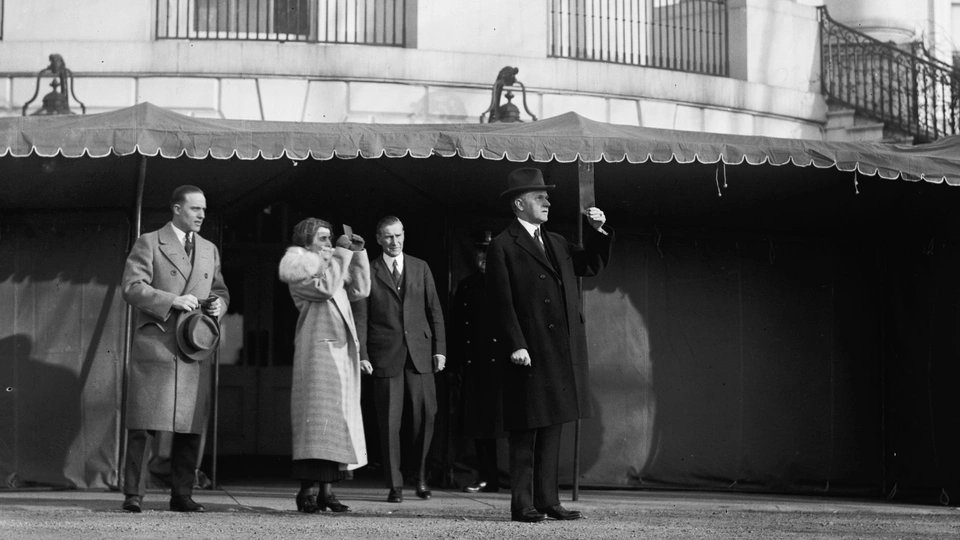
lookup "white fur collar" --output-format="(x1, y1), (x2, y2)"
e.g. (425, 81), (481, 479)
(278, 246), (330, 283)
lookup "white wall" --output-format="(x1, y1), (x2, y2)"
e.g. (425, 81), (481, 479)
(0, 0), (826, 139)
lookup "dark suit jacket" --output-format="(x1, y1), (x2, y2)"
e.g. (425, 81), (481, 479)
(356, 253), (446, 378)
(486, 219), (612, 430)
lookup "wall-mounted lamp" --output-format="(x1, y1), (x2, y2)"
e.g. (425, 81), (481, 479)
(21, 54), (86, 116)
(480, 66), (537, 123)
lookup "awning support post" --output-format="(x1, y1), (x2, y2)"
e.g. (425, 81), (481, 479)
(118, 155), (147, 490)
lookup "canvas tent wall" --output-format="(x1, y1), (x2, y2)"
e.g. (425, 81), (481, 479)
(2, 104), (960, 502)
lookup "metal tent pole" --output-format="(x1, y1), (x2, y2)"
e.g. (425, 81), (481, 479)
(572, 159), (596, 502)
(118, 155), (147, 491)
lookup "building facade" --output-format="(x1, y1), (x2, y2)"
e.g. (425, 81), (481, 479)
(0, 0), (830, 138)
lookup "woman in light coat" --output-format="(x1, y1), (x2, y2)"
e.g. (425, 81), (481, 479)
(278, 218), (371, 513)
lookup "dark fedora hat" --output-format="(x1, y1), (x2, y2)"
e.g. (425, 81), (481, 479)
(499, 167), (555, 199)
(176, 309), (221, 362)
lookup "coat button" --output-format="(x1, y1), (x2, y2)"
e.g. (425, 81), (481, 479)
(492, 338), (497, 343)
(539, 274), (546, 279)
(544, 298), (551, 304)
(466, 340), (471, 345)
(170, 270), (176, 276)
(548, 323), (555, 329)
(465, 321), (470, 326)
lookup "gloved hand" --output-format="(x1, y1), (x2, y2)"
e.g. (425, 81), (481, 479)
(335, 234), (352, 249)
(350, 233), (365, 251)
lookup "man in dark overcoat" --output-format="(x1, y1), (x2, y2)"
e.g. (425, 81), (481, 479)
(356, 216), (446, 503)
(452, 232), (505, 493)
(120, 185), (229, 513)
(486, 167), (612, 523)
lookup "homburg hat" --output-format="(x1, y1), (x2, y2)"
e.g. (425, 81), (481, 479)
(499, 167), (556, 199)
(175, 309), (221, 362)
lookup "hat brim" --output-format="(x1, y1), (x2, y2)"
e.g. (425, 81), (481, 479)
(175, 310), (220, 362)
(498, 184), (556, 200)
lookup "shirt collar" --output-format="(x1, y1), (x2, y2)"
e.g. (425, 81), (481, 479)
(382, 252), (404, 271)
(171, 223), (191, 246)
(516, 217), (541, 239)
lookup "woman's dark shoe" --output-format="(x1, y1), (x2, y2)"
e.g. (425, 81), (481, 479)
(295, 491), (320, 513)
(320, 492), (350, 513)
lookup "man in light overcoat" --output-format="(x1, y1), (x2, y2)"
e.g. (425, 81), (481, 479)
(486, 167), (612, 523)
(120, 185), (229, 513)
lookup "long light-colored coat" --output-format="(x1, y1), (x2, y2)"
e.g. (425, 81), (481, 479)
(279, 245), (370, 468)
(121, 222), (230, 433)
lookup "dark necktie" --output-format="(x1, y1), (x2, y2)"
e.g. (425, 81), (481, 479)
(533, 228), (545, 253)
(185, 233), (194, 258)
(391, 260), (402, 290)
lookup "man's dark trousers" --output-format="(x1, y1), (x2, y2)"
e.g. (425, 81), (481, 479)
(123, 430), (200, 496)
(508, 423), (563, 511)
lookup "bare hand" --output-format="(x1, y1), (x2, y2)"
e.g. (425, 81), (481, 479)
(360, 360), (373, 375)
(335, 234), (352, 249)
(510, 348), (532, 367)
(433, 354), (446, 372)
(585, 207), (606, 230)
(172, 294), (200, 311)
(202, 297), (222, 318)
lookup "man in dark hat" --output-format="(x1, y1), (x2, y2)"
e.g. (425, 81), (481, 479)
(453, 231), (505, 494)
(119, 184), (229, 513)
(486, 167), (612, 523)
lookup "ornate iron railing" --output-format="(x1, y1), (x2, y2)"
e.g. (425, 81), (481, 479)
(156, 0), (407, 46)
(819, 6), (959, 142)
(549, 0), (728, 76)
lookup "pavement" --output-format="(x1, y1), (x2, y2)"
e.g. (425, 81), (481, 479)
(2, 481), (960, 539)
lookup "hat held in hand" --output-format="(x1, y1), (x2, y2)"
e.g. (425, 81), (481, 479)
(176, 309), (221, 362)
(499, 167), (556, 199)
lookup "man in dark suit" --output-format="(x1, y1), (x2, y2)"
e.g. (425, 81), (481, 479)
(486, 167), (612, 523)
(357, 216), (446, 503)
(120, 185), (229, 513)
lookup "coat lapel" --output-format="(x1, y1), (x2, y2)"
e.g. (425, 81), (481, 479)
(509, 220), (559, 276)
(183, 235), (211, 295)
(374, 256), (402, 300)
(158, 222), (192, 282)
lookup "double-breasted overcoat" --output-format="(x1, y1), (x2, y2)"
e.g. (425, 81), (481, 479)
(121, 222), (230, 433)
(486, 219), (612, 431)
(452, 271), (504, 439)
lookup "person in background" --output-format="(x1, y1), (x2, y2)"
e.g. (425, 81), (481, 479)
(453, 231), (505, 494)
(278, 218), (370, 513)
(355, 216), (446, 503)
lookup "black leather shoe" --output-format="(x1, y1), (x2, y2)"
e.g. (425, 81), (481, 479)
(538, 504), (582, 520)
(320, 492), (350, 513)
(387, 487), (402, 503)
(169, 495), (205, 513)
(296, 491), (320, 513)
(511, 506), (546, 523)
(463, 481), (486, 493)
(121, 495), (142, 513)
(415, 483), (432, 500)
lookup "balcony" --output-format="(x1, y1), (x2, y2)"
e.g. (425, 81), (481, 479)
(549, 0), (728, 77)
(156, 0), (408, 46)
